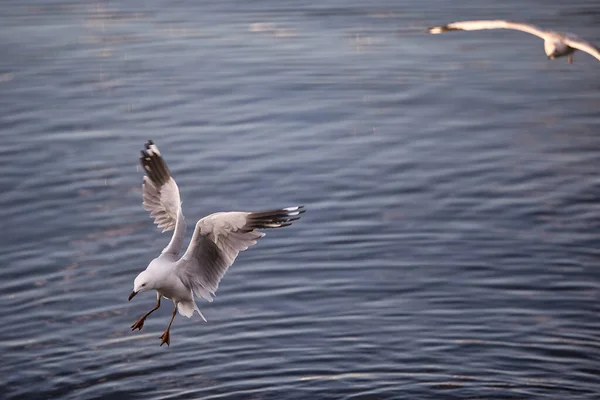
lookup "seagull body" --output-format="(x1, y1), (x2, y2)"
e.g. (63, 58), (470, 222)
(129, 141), (304, 346)
(428, 20), (600, 64)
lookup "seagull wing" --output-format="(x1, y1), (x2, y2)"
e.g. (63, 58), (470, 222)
(140, 141), (186, 256)
(428, 20), (550, 40)
(175, 206), (304, 301)
(564, 36), (600, 61)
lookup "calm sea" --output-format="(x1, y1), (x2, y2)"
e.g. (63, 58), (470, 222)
(1, 0), (599, 399)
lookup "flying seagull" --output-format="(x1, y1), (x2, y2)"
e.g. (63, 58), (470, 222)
(427, 20), (600, 64)
(129, 140), (305, 346)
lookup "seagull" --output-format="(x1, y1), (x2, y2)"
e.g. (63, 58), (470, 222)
(427, 20), (600, 64)
(129, 140), (305, 346)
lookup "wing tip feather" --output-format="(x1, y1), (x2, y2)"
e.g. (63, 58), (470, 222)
(246, 205), (305, 230)
(139, 140), (171, 186)
(427, 25), (461, 34)
(427, 25), (452, 35)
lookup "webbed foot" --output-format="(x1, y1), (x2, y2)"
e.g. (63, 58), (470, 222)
(131, 318), (146, 331)
(159, 330), (171, 346)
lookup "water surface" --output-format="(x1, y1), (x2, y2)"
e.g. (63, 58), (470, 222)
(1, 0), (599, 399)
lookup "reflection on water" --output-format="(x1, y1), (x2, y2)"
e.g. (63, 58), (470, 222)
(1, 0), (599, 399)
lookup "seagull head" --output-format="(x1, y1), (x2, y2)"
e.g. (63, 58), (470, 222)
(129, 270), (153, 301)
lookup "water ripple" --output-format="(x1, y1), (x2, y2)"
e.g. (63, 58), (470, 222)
(1, 0), (600, 399)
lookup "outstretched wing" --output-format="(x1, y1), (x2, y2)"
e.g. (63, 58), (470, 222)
(564, 36), (600, 61)
(428, 20), (549, 40)
(140, 140), (186, 256)
(176, 206), (305, 301)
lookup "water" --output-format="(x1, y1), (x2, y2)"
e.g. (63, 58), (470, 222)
(1, 0), (599, 399)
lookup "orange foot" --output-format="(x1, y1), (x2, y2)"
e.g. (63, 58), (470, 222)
(159, 330), (171, 346)
(131, 318), (146, 331)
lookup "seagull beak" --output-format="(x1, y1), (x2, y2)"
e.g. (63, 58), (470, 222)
(128, 291), (137, 301)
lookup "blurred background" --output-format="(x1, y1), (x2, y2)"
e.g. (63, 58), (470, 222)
(1, 0), (599, 399)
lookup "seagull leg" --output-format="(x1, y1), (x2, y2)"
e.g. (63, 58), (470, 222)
(159, 304), (178, 346)
(568, 54), (573, 64)
(131, 293), (161, 331)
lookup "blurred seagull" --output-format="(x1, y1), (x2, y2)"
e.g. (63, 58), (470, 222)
(427, 20), (600, 64)
(129, 140), (305, 346)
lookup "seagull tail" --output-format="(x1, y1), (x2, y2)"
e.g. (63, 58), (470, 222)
(177, 300), (207, 322)
(194, 303), (207, 322)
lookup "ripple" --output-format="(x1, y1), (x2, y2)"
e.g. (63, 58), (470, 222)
(1, 0), (600, 399)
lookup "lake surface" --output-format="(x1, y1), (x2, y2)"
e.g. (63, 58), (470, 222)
(1, 0), (599, 399)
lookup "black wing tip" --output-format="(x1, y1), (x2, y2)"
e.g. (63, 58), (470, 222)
(249, 206), (306, 218)
(427, 25), (460, 34)
(246, 206), (305, 229)
(141, 140), (159, 154)
(139, 141), (171, 186)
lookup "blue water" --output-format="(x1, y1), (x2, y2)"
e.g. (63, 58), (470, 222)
(1, 1), (599, 399)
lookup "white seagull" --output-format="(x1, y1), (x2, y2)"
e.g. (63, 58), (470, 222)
(129, 140), (305, 346)
(427, 20), (600, 64)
